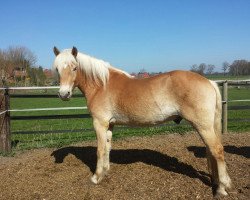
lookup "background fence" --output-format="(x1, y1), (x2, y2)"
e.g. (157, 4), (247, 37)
(1, 80), (250, 153)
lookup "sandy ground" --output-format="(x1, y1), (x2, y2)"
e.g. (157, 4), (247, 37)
(0, 132), (249, 200)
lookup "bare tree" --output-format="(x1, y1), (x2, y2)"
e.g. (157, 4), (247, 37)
(0, 46), (37, 85)
(207, 64), (215, 74)
(222, 62), (229, 76)
(198, 63), (207, 75)
(229, 60), (250, 76)
(190, 63), (207, 75)
(7, 46), (36, 69)
(0, 49), (12, 82)
(190, 64), (198, 72)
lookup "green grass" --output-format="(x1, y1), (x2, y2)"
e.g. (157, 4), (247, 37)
(206, 74), (250, 80)
(228, 87), (250, 102)
(227, 87), (250, 132)
(6, 86), (250, 152)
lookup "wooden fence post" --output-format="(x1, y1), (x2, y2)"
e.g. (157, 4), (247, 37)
(0, 89), (11, 153)
(222, 81), (228, 134)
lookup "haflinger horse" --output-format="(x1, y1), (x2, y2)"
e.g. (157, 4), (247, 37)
(53, 46), (232, 197)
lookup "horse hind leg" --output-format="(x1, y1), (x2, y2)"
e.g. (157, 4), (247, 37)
(196, 126), (232, 197)
(208, 143), (232, 197)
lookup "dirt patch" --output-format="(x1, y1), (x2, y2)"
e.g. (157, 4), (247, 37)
(0, 132), (249, 200)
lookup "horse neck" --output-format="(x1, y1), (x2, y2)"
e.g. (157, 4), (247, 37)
(76, 68), (129, 102)
(76, 69), (104, 102)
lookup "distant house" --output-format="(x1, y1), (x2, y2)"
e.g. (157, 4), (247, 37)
(44, 69), (57, 85)
(14, 70), (27, 78)
(137, 72), (150, 78)
(13, 67), (27, 78)
(43, 69), (53, 79)
(130, 71), (163, 79)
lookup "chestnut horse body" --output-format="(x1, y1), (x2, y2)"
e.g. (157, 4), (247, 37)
(53, 47), (231, 197)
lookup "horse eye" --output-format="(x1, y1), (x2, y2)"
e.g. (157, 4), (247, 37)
(73, 67), (77, 71)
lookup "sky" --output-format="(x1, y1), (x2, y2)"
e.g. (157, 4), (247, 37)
(0, 0), (250, 73)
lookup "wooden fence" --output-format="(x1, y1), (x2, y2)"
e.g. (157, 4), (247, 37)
(0, 80), (250, 153)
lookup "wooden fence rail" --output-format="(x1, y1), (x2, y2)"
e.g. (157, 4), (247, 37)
(0, 80), (250, 153)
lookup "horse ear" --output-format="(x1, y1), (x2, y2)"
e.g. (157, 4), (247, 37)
(53, 46), (60, 56)
(72, 46), (78, 58)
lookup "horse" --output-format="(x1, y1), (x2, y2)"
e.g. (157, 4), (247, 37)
(52, 46), (232, 197)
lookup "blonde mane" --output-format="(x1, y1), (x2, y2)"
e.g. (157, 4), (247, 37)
(54, 49), (131, 86)
(77, 52), (110, 85)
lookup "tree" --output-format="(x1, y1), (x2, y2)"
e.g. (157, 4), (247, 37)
(190, 64), (198, 72)
(207, 64), (215, 74)
(222, 62), (229, 76)
(28, 68), (37, 85)
(190, 63), (207, 75)
(229, 60), (250, 76)
(0, 46), (37, 85)
(198, 63), (207, 75)
(37, 66), (46, 85)
(6, 46), (36, 68)
(0, 49), (13, 81)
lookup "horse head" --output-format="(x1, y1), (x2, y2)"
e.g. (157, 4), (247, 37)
(53, 46), (79, 100)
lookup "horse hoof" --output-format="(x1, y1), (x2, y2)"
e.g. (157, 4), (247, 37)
(91, 174), (103, 184)
(91, 174), (99, 184)
(215, 186), (228, 198)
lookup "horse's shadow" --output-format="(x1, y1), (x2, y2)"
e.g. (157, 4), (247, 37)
(51, 146), (211, 186)
(187, 145), (250, 158)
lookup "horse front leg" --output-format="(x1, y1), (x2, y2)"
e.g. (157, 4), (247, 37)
(91, 118), (109, 184)
(103, 124), (113, 172)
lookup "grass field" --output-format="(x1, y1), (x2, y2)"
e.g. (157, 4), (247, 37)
(206, 74), (250, 80)
(5, 84), (250, 151)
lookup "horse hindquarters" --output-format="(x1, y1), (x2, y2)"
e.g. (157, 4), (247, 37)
(183, 81), (231, 197)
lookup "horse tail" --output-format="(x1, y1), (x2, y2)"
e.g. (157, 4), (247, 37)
(209, 80), (222, 140)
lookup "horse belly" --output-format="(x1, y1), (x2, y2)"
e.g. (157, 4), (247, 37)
(114, 105), (178, 126)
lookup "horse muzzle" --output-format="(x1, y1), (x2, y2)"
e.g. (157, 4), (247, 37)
(58, 91), (71, 101)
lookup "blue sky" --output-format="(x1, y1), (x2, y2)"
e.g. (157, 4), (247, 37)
(0, 0), (250, 73)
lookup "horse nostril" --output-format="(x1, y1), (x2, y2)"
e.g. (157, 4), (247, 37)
(58, 90), (71, 100)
